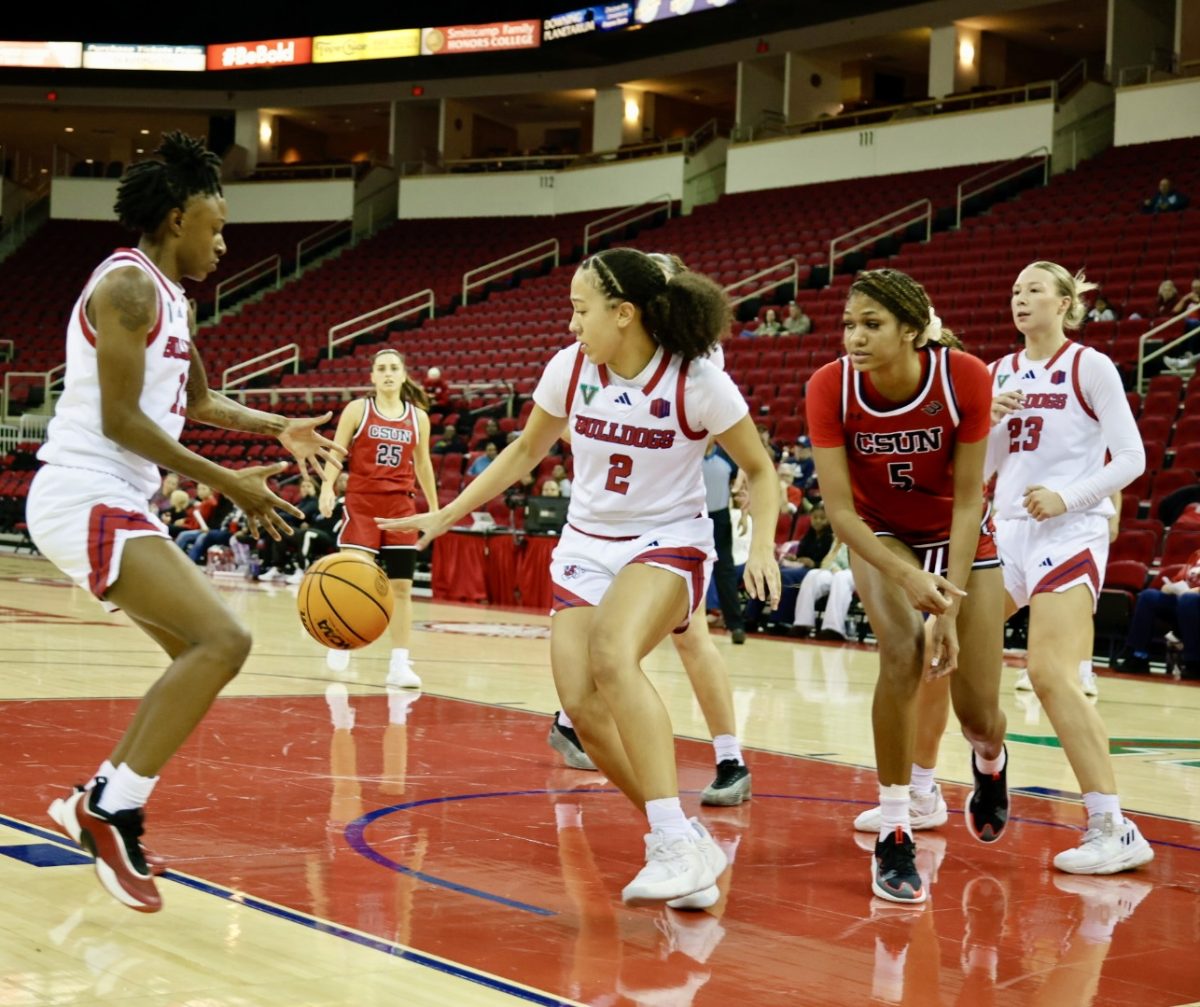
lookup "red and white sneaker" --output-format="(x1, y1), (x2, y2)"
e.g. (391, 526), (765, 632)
(55, 779), (161, 913)
(48, 785), (168, 875)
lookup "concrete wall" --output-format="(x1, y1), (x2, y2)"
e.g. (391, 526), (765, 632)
(51, 178), (354, 221)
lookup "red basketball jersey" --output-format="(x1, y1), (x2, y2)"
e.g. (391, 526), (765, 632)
(346, 398), (420, 495)
(806, 345), (992, 542)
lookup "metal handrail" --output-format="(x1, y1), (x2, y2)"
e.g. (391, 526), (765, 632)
(1116, 64), (1154, 87)
(18, 412), (51, 441)
(956, 147), (1049, 228)
(221, 343), (299, 392)
(0, 423), (18, 454)
(214, 254), (281, 321)
(723, 259), (800, 308)
(1057, 58), (1088, 99)
(2, 364), (63, 423)
(462, 239), (559, 307)
(296, 219), (353, 277)
(0, 339), (13, 362)
(1136, 304), (1200, 393)
(583, 194), (673, 257)
(327, 289), (436, 359)
(828, 200), (931, 280)
(250, 162), (355, 179)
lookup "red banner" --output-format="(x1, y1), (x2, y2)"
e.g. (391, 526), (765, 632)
(207, 38), (312, 70)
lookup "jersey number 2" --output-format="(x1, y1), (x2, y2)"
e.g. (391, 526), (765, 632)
(606, 454), (633, 495)
(169, 373), (187, 417)
(1006, 416), (1043, 453)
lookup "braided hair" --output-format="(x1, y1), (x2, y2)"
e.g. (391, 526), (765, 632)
(113, 131), (222, 234)
(580, 248), (730, 361)
(848, 268), (961, 349)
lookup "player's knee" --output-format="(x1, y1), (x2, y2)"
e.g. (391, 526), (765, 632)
(209, 620), (252, 671)
(586, 632), (633, 685)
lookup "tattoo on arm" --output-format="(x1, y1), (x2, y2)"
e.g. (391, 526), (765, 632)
(107, 270), (156, 333)
(195, 392), (287, 436)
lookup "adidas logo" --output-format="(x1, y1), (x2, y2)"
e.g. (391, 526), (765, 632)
(646, 540), (659, 547)
(615, 392), (633, 406)
(1022, 369), (1037, 380)
(1039, 557), (1054, 567)
(1121, 829), (1135, 846)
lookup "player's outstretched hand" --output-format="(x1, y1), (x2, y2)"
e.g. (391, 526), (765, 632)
(1023, 485), (1066, 521)
(222, 462), (303, 541)
(376, 510), (454, 551)
(900, 568), (966, 615)
(990, 389), (1024, 425)
(743, 548), (782, 610)
(279, 413), (347, 479)
(925, 611), (960, 680)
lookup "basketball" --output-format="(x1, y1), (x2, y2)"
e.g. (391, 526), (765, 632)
(297, 552), (394, 650)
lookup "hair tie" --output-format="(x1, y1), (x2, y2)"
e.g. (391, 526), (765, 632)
(921, 309), (943, 345)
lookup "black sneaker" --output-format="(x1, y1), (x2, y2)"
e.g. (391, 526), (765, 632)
(1115, 653), (1150, 675)
(872, 827), (925, 903)
(965, 746), (1009, 844)
(547, 714), (597, 771)
(700, 760), (751, 806)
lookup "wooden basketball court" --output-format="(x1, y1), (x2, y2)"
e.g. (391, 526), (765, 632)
(1, 552), (1197, 1006)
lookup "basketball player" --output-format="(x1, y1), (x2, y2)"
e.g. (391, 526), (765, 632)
(806, 268), (1009, 904)
(318, 349), (436, 687)
(379, 248), (781, 907)
(548, 252), (751, 807)
(32, 132), (345, 912)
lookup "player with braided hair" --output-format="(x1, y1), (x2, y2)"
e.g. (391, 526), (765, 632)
(807, 268), (1009, 903)
(32, 131), (345, 912)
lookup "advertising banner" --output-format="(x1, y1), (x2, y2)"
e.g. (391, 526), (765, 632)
(312, 29), (420, 64)
(420, 20), (540, 56)
(543, 5), (634, 40)
(207, 38), (312, 70)
(633, 0), (736, 24)
(0, 40), (82, 68)
(82, 43), (206, 71)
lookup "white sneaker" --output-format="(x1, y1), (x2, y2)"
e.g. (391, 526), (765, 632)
(1051, 874), (1154, 924)
(325, 648), (351, 673)
(622, 821), (726, 906)
(324, 683), (355, 731)
(656, 908), (727, 962)
(1053, 813), (1155, 874)
(1079, 665), (1099, 698)
(1013, 669), (1033, 691)
(853, 784), (949, 833)
(286, 568), (305, 585)
(386, 657), (421, 689)
(667, 884), (720, 910)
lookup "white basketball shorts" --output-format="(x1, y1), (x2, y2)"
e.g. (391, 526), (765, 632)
(993, 512), (1110, 612)
(549, 515), (715, 631)
(26, 464), (170, 612)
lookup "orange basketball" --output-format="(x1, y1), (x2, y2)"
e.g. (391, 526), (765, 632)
(298, 552), (394, 650)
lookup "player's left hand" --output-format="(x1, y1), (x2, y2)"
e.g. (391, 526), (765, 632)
(1022, 485), (1066, 521)
(279, 413), (346, 478)
(925, 611), (960, 680)
(744, 547), (782, 610)
(990, 389), (1024, 425)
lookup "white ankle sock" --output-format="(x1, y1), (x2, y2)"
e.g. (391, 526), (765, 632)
(713, 734), (743, 765)
(89, 759), (117, 790)
(909, 764), (936, 795)
(96, 763), (159, 815)
(878, 783), (911, 841)
(557, 710), (575, 730)
(974, 748), (1006, 775)
(645, 797), (691, 839)
(391, 647), (410, 664)
(1082, 792), (1121, 821)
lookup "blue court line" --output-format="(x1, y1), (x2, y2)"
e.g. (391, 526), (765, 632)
(0, 842), (91, 867)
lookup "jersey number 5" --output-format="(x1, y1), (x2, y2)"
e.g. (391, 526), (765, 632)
(376, 444), (403, 467)
(1006, 415), (1043, 453)
(887, 462), (915, 491)
(606, 453), (633, 495)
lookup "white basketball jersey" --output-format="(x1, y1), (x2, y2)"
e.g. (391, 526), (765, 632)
(987, 342), (1115, 520)
(534, 344), (747, 537)
(39, 248), (192, 499)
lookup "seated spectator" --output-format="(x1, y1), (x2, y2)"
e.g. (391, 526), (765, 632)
(551, 463), (571, 497)
(474, 418), (507, 452)
(298, 471), (348, 573)
(161, 488), (194, 539)
(757, 308), (783, 337)
(541, 478), (562, 497)
(432, 423), (468, 455)
(1164, 278), (1200, 369)
(791, 435), (816, 491)
(1086, 295), (1118, 323)
(175, 483), (226, 554)
(150, 472), (180, 515)
(468, 442), (498, 476)
(1152, 279), (1180, 318)
(1141, 177), (1189, 214)
(783, 301), (812, 335)
(259, 478), (320, 580)
(1116, 548), (1200, 680)
(793, 537), (854, 639)
(745, 503), (833, 630)
(425, 366), (450, 409)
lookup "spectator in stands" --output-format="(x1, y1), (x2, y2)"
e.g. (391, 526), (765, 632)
(703, 439), (746, 644)
(1164, 278), (1200, 369)
(297, 471), (347, 574)
(783, 301), (812, 335)
(793, 536), (854, 640)
(175, 484), (226, 555)
(756, 423), (780, 463)
(552, 463), (572, 497)
(1086, 295), (1118, 323)
(475, 418), (507, 452)
(259, 478), (320, 579)
(150, 472), (179, 514)
(467, 442), (498, 476)
(161, 488), (194, 539)
(758, 308), (783, 337)
(1141, 177), (1189, 214)
(791, 435), (816, 491)
(1116, 547), (1200, 680)
(425, 367), (450, 409)
(1152, 279), (1180, 317)
(540, 478), (562, 498)
(432, 423), (468, 455)
(746, 502), (833, 630)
